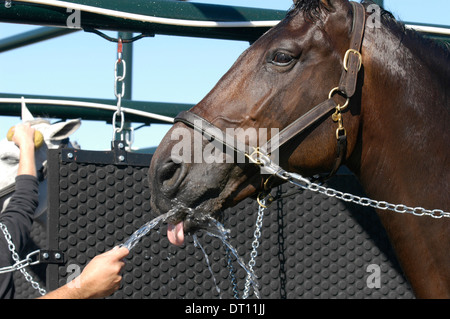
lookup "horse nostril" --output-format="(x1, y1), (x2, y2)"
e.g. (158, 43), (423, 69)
(158, 159), (186, 196)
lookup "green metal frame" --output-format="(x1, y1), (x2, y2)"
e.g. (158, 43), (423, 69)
(0, 0), (448, 124)
(0, 0), (286, 42)
(0, 26), (77, 53)
(0, 0), (286, 124)
(0, 93), (193, 124)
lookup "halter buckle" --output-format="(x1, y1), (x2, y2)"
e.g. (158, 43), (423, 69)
(343, 49), (362, 72)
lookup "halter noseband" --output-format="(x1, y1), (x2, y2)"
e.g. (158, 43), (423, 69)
(174, 2), (366, 181)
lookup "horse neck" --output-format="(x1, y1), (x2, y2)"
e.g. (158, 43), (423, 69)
(347, 23), (450, 298)
(351, 24), (449, 209)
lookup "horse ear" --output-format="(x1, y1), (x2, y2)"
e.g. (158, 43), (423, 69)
(21, 97), (35, 122)
(46, 118), (81, 141)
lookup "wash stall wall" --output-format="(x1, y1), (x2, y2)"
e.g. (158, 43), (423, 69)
(14, 147), (413, 299)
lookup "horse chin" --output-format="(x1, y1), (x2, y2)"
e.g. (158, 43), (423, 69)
(161, 198), (224, 246)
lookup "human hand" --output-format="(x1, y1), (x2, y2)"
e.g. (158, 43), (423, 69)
(8, 124), (39, 176)
(8, 123), (44, 149)
(8, 123), (36, 150)
(77, 246), (129, 299)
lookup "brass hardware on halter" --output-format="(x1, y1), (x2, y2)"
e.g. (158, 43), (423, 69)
(336, 126), (347, 139)
(343, 49), (362, 72)
(332, 108), (347, 139)
(256, 193), (268, 208)
(246, 147), (273, 167)
(329, 87), (348, 140)
(263, 174), (275, 191)
(245, 147), (263, 165)
(328, 87), (350, 112)
(257, 192), (275, 208)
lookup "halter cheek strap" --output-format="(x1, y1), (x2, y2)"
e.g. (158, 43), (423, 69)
(261, 1), (366, 155)
(174, 2), (366, 180)
(339, 2), (366, 97)
(174, 110), (252, 158)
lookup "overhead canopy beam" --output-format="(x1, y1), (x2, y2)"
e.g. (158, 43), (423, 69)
(0, 26), (77, 53)
(0, 0), (286, 42)
(0, 0), (448, 54)
(0, 93), (193, 124)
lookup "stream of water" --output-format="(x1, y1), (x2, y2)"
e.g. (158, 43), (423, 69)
(120, 209), (178, 251)
(193, 234), (221, 298)
(120, 211), (260, 299)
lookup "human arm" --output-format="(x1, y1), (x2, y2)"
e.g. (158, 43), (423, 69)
(38, 246), (129, 299)
(0, 124), (40, 298)
(11, 123), (37, 177)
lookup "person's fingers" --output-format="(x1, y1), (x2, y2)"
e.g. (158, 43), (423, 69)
(104, 246), (130, 261)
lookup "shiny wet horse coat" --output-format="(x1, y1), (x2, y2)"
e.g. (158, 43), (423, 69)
(149, 0), (450, 298)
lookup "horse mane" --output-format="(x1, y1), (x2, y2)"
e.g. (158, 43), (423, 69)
(288, 0), (450, 80)
(360, 1), (450, 74)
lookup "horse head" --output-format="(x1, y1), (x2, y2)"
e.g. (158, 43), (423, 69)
(0, 102), (81, 223)
(149, 0), (365, 246)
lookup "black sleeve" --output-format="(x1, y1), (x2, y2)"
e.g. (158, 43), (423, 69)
(0, 175), (39, 299)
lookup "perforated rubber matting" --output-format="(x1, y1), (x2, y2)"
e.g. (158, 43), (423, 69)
(15, 147), (414, 298)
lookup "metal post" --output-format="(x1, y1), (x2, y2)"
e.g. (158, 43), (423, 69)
(118, 32), (133, 100)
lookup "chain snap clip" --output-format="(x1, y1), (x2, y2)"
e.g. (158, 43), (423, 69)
(329, 87), (349, 139)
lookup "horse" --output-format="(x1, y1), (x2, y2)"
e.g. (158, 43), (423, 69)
(148, 0), (450, 298)
(0, 102), (81, 226)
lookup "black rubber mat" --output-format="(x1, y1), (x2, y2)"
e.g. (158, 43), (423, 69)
(41, 147), (413, 299)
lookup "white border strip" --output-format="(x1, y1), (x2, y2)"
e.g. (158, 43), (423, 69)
(0, 97), (175, 123)
(405, 24), (450, 36)
(15, 0), (281, 28)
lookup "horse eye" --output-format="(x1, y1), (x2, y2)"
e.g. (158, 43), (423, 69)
(1, 155), (19, 165)
(272, 52), (294, 66)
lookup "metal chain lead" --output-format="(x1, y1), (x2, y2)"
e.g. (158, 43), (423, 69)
(248, 149), (450, 219)
(243, 199), (265, 299)
(0, 222), (47, 296)
(285, 172), (450, 219)
(112, 38), (126, 141)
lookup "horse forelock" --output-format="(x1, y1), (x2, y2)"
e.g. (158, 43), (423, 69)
(289, 0), (332, 20)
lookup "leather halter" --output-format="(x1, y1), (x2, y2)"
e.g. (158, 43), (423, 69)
(175, 2), (366, 179)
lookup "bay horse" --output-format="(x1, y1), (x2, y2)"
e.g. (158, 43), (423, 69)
(149, 0), (450, 298)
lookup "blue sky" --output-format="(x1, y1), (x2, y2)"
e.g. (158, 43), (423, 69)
(0, 0), (448, 151)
